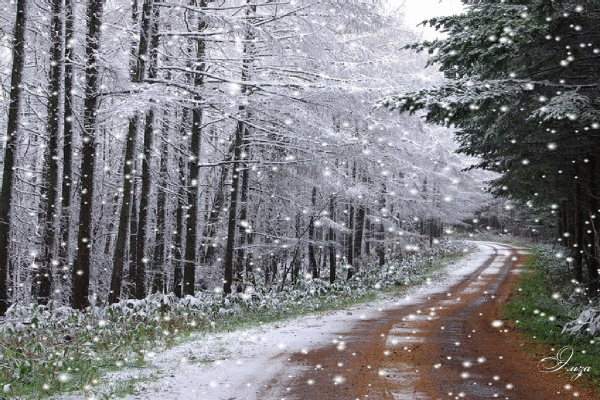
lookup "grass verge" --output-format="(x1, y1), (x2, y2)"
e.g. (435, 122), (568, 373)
(502, 249), (600, 392)
(1, 242), (472, 400)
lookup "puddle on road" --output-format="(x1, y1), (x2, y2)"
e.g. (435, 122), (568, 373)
(390, 327), (422, 334)
(386, 335), (425, 346)
(480, 267), (501, 275)
(391, 389), (429, 400)
(379, 365), (429, 400)
(402, 314), (438, 322)
(438, 299), (462, 306)
(460, 286), (481, 294)
(379, 366), (419, 384)
(510, 268), (523, 274)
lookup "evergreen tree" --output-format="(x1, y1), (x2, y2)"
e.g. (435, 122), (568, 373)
(381, 0), (600, 295)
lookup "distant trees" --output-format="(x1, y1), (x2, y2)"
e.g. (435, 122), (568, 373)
(0, 0), (492, 315)
(382, 0), (600, 296)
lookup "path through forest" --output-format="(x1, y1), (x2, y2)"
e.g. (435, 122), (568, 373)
(94, 243), (598, 400)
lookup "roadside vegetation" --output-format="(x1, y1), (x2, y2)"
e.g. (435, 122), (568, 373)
(0, 241), (469, 400)
(502, 244), (600, 391)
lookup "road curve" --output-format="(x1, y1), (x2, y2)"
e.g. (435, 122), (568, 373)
(264, 242), (598, 400)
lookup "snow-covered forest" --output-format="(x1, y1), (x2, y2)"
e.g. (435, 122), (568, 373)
(0, 0), (492, 314)
(3, 0), (600, 399)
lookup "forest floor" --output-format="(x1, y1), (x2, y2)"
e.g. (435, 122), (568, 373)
(56, 242), (600, 400)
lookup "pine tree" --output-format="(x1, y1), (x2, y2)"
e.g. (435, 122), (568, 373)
(381, 0), (600, 295)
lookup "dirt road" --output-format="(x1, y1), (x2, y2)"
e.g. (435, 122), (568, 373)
(263, 243), (597, 400)
(108, 242), (598, 400)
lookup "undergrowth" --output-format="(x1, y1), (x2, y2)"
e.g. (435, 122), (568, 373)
(0, 240), (470, 399)
(502, 245), (600, 391)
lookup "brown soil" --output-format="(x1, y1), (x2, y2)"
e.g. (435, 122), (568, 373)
(262, 244), (600, 400)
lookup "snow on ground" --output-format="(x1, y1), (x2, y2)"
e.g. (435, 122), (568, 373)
(58, 242), (503, 400)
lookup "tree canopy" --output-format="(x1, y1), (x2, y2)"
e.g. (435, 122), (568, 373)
(0, 0), (493, 312)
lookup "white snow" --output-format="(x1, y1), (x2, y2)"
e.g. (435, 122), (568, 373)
(56, 242), (508, 400)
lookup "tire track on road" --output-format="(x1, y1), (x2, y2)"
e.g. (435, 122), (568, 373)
(267, 243), (598, 400)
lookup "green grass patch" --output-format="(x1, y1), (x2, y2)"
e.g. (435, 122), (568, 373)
(502, 249), (600, 391)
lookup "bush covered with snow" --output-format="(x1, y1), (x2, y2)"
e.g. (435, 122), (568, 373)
(0, 240), (469, 398)
(2, 240), (469, 334)
(512, 243), (599, 338)
(563, 306), (600, 336)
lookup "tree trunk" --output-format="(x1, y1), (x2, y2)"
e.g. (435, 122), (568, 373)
(173, 110), (188, 297)
(308, 187), (318, 279)
(134, 0), (160, 300)
(574, 204), (584, 284)
(223, 1), (254, 294)
(108, 119), (137, 304)
(223, 121), (244, 294)
(573, 169), (583, 284)
(108, 0), (143, 305)
(200, 155), (231, 265)
(152, 118), (169, 294)
(37, 0), (63, 304)
(129, 0), (140, 77)
(72, 0), (104, 310)
(377, 185), (386, 267)
(588, 156), (599, 296)
(346, 202), (354, 279)
(235, 144), (250, 291)
(328, 196), (336, 283)
(364, 217), (371, 255)
(0, 0), (28, 315)
(353, 205), (366, 269)
(269, 254), (278, 285)
(127, 180), (138, 295)
(560, 199), (570, 246)
(182, 101), (201, 297)
(135, 109), (152, 299)
(183, 0), (208, 296)
(173, 164), (184, 297)
(290, 213), (302, 285)
(59, 0), (75, 288)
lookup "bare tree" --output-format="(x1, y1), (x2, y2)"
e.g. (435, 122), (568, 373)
(0, 0), (28, 315)
(109, 0), (144, 304)
(71, 0), (105, 310)
(135, 0), (161, 299)
(183, 0), (208, 296)
(223, 0), (255, 294)
(37, 0), (64, 304)
(60, 0), (75, 287)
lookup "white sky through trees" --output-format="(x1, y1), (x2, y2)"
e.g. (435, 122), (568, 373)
(386, 0), (464, 37)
